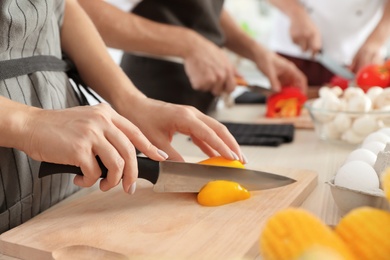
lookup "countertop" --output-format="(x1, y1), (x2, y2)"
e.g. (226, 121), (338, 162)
(0, 103), (354, 260)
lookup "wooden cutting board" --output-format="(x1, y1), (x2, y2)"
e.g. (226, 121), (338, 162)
(255, 108), (314, 129)
(0, 164), (317, 260)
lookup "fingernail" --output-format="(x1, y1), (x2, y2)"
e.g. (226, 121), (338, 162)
(231, 151), (239, 161)
(157, 149), (169, 160)
(128, 182), (137, 195)
(242, 153), (249, 164)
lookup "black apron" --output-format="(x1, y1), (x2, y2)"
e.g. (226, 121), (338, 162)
(120, 0), (225, 113)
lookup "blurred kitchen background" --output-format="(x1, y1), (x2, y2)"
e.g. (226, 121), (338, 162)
(102, 0), (390, 105)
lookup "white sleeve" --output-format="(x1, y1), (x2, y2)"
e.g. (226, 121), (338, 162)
(104, 0), (142, 12)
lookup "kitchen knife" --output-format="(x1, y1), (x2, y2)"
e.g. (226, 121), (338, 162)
(39, 156), (296, 192)
(315, 52), (355, 80)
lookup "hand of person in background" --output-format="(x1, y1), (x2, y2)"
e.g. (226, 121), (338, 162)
(350, 39), (384, 73)
(4, 100), (167, 194)
(183, 34), (236, 96)
(254, 50), (308, 93)
(288, 9), (322, 57)
(220, 9), (308, 93)
(350, 0), (390, 72)
(118, 97), (244, 163)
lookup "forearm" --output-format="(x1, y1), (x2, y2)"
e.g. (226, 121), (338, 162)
(77, 0), (198, 59)
(364, 0), (390, 47)
(61, 0), (145, 112)
(220, 9), (268, 61)
(0, 97), (37, 150)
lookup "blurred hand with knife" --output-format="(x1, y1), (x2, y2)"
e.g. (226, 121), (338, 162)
(268, 0), (390, 85)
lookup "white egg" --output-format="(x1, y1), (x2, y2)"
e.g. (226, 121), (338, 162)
(332, 113), (352, 132)
(366, 87), (383, 102)
(351, 115), (380, 136)
(345, 148), (377, 166)
(377, 127), (390, 136)
(346, 95), (372, 112)
(362, 132), (390, 145)
(361, 141), (386, 155)
(334, 161), (379, 191)
(341, 129), (365, 144)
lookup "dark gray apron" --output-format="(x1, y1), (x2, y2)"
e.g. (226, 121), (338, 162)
(120, 0), (225, 113)
(0, 55), (97, 234)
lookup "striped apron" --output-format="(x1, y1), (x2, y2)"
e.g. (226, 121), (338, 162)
(0, 0), (82, 233)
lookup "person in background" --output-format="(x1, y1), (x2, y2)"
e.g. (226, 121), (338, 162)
(0, 0), (244, 233)
(77, 0), (307, 113)
(268, 0), (390, 85)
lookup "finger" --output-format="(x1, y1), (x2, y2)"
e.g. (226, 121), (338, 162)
(211, 77), (225, 96)
(74, 153), (102, 188)
(190, 135), (219, 158)
(266, 67), (282, 92)
(112, 113), (168, 162)
(299, 40), (308, 53)
(292, 67), (308, 93)
(104, 127), (139, 193)
(224, 68), (236, 93)
(93, 139), (125, 192)
(154, 140), (185, 161)
(186, 110), (243, 162)
(350, 56), (358, 73)
(309, 32), (322, 57)
(233, 67), (243, 78)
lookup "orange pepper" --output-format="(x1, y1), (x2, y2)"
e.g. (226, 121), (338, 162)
(198, 156), (245, 169)
(265, 87), (307, 118)
(197, 156), (250, 206)
(197, 180), (250, 206)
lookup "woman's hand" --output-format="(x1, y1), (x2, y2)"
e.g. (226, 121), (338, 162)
(21, 103), (168, 193)
(120, 97), (245, 163)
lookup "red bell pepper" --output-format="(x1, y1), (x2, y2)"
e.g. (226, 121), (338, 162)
(265, 87), (307, 118)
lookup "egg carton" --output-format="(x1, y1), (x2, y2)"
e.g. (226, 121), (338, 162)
(327, 178), (389, 216)
(328, 130), (390, 215)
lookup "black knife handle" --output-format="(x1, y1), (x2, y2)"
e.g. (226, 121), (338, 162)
(38, 156), (159, 184)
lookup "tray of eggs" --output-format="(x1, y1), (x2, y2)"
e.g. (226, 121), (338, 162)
(305, 86), (390, 145)
(328, 128), (390, 215)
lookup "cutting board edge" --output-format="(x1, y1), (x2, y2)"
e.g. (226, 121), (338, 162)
(0, 239), (52, 260)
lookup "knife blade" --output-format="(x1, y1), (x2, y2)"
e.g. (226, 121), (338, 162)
(235, 76), (275, 96)
(315, 52), (355, 80)
(39, 156), (296, 192)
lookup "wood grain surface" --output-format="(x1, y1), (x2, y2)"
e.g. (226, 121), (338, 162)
(0, 164), (317, 260)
